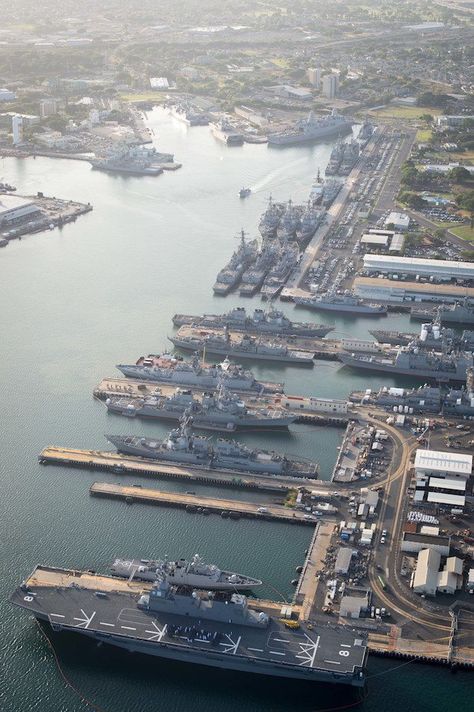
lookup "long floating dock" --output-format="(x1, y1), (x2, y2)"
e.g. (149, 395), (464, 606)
(89, 482), (316, 525)
(39, 446), (324, 493)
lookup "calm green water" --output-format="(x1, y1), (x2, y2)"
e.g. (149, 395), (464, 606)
(0, 108), (471, 711)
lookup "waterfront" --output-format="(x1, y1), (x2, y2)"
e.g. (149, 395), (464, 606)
(0, 108), (472, 712)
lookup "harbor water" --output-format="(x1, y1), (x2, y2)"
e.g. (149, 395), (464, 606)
(0, 108), (471, 711)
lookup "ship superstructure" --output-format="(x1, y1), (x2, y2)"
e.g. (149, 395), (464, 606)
(12, 566), (367, 686)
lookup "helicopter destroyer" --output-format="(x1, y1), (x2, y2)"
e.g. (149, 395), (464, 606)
(105, 384), (296, 430)
(110, 553), (262, 589)
(116, 353), (283, 394)
(168, 329), (314, 365)
(11, 567), (367, 686)
(172, 306), (333, 338)
(107, 415), (318, 478)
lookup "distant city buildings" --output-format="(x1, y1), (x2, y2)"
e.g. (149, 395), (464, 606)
(39, 98), (59, 118)
(0, 88), (16, 102)
(306, 68), (321, 88)
(12, 115), (24, 145)
(150, 77), (170, 90)
(322, 74), (338, 99)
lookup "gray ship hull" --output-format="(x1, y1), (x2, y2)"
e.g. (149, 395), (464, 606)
(172, 315), (333, 338)
(11, 568), (366, 687)
(295, 299), (387, 316)
(268, 123), (352, 147)
(339, 354), (467, 384)
(168, 338), (314, 365)
(116, 365), (283, 393)
(106, 402), (296, 429)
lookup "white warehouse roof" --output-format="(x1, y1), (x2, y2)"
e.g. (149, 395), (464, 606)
(415, 449), (473, 477)
(428, 477), (467, 492)
(363, 254), (474, 280)
(0, 194), (36, 216)
(427, 492), (466, 506)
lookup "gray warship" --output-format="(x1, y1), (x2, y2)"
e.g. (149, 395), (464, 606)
(107, 415), (318, 478)
(116, 353), (283, 394)
(168, 330), (314, 365)
(437, 299), (474, 326)
(12, 567), (367, 686)
(358, 384), (442, 413)
(258, 196), (282, 238)
(239, 244), (279, 296)
(213, 230), (259, 295)
(105, 384), (296, 430)
(370, 322), (456, 351)
(295, 292), (387, 316)
(110, 553), (262, 589)
(260, 243), (300, 300)
(172, 306), (334, 338)
(267, 110), (352, 146)
(339, 345), (473, 383)
(276, 200), (300, 240)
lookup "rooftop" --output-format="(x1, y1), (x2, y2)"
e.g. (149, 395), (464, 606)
(363, 255), (474, 271)
(0, 194), (36, 215)
(415, 449), (473, 476)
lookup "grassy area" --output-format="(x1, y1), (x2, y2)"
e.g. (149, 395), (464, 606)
(119, 92), (167, 103)
(369, 105), (443, 120)
(270, 58), (290, 68)
(450, 224), (474, 242)
(416, 128), (433, 142)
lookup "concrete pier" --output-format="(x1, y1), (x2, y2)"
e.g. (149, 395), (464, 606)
(89, 482), (315, 525)
(39, 446), (321, 492)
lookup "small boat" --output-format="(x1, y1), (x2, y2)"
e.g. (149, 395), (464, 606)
(239, 187), (251, 198)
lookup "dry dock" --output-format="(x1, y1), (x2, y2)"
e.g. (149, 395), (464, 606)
(39, 446), (321, 492)
(89, 482), (315, 525)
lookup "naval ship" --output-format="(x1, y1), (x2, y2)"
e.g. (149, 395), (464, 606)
(12, 567), (367, 686)
(170, 104), (209, 126)
(297, 203), (323, 244)
(107, 415), (318, 478)
(370, 322), (456, 351)
(238, 244), (279, 296)
(210, 119), (244, 146)
(90, 144), (174, 176)
(358, 384), (443, 414)
(339, 345), (473, 383)
(213, 230), (259, 295)
(116, 353), (284, 394)
(258, 196), (282, 238)
(168, 330), (314, 365)
(110, 553), (262, 589)
(295, 292), (387, 316)
(172, 306), (334, 338)
(267, 111), (352, 146)
(437, 299), (474, 326)
(276, 200), (300, 240)
(260, 243), (299, 300)
(105, 384), (296, 430)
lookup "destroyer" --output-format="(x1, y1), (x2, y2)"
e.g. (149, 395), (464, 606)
(105, 384), (296, 430)
(295, 292), (387, 316)
(340, 346), (473, 383)
(213, 230), (259, 295)
(172, 306), (333, 337)
(258, 196), (282, 238)
(110, 553), (262, 589)
(168, 329), (314, 365)
(107, 415), (319, 478)
(12, 567), (366, 686)
(268, 110), (352, 146)
(116, 353), (283, 393)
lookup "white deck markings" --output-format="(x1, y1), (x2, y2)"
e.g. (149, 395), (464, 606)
(248, 647), (264, 653)
(99, 622), (115, 627)
(219, 634), (241, 655)
(145, 622), (167, 642)
(324, 660), (341, 665)
(296, 634), (320, 668)
(273, 638), (290, 643)
(121, 626), (137, 631)
(73, 610), (96, 629)
(269, 651), (286, 656)
(195, 639), (211, 644)
(50, 614), (65, 618)
(340, 644), (351, 648)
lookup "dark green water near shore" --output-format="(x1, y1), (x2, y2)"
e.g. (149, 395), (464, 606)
(0, 108), (471, 711)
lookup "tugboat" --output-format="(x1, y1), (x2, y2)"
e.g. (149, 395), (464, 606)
(239, 187), (251, 198)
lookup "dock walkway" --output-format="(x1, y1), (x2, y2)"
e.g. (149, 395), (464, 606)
(39, 446), (320, 492)
(89, 482), (316, 525)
